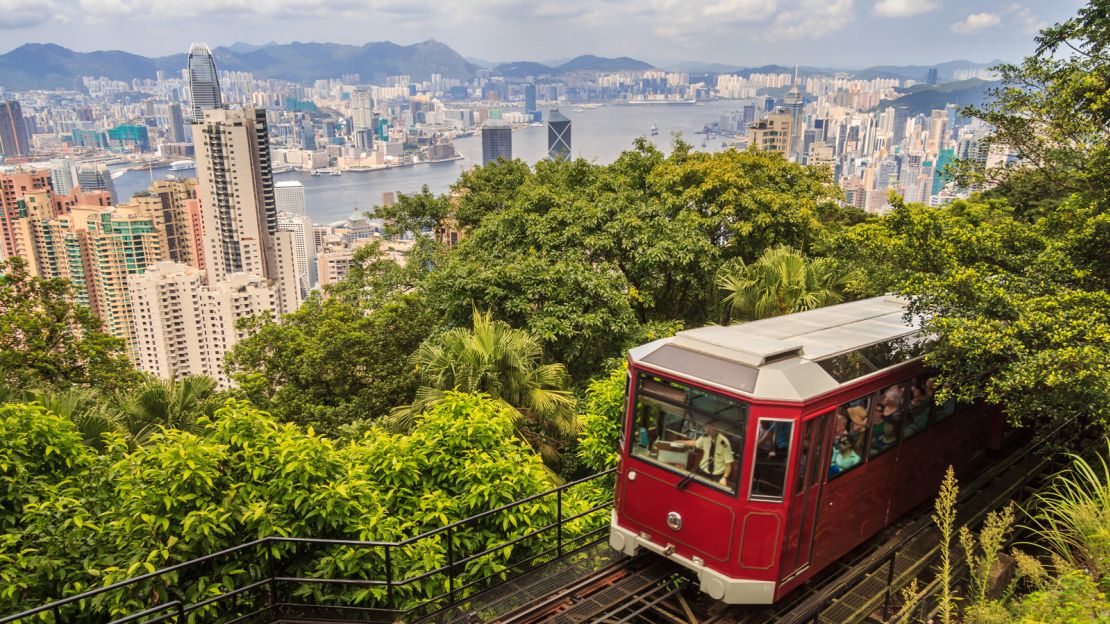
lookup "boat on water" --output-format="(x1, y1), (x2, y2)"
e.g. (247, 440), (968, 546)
(329, 170), (342, 176)
(650, 124), (659, 136)
(169, 159), (195, 171)
(310, 169), (321, 176)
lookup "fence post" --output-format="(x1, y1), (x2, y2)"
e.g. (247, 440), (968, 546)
(882, 550), (897, 620)
(557, 488), (564, 558)
(385, 544), (394, 610)
(447, 525), (455, 605)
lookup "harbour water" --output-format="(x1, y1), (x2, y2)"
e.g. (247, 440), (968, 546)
(114, 100), (750, 224)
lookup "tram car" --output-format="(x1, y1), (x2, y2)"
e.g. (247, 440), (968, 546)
(608, 296), (1001, 604)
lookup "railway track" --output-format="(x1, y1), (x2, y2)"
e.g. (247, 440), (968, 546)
(421, 434), (1055, 624)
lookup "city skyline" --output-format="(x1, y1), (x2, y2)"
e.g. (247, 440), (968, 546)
(0, 1), (1085, 68)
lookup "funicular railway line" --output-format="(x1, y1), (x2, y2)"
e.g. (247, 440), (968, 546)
(422, 425), (1057, 624)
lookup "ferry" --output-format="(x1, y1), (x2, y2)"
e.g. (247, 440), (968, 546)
(169, 160), (195, 171)
(329, 170), (342, 176)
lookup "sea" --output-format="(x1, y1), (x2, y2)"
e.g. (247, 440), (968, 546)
(113, 100), (752, 224)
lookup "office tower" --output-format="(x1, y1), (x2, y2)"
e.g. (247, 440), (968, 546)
(76, 162), (118, 203)
(782, 77), (804, 161)
(186, 43), (223, 120)
(192, 107), (300, 314)
(130, 262), (277, 386)
(140, 179), (201, 268)
(524, 84), (537, 114)
(275, 180), (307, 217)
(891, 106), (910, 146)
(547, 109), (571, 161)
(0, 101), (31, 157)
(49, 158), (77, 195)
(481, 120), (513, 166)
(350, 88), (374, 130)
(277, 211), (312, 298)
(926, 68), (939, 85)
(166, 103), (187, 143)
(748, 111), (793, 155)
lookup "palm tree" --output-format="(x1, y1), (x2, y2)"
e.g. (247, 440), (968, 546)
(388, 310), (578, 459)
(21, 386), (125, 450)
(116, 375), (219, 444)
(718, 245), (847, 321)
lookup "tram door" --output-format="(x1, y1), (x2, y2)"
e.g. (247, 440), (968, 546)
(782, 411), (832, 580)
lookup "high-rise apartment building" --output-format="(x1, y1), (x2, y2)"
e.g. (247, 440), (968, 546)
(137, 179), (202, 268)
(0, 171), (51, 259)
(481, 120), (512, 166)
(350, 88), (374, 130)
(76, 162), (118, 203)
(129, 262), (277, 386)
(277, 211), (312, 299)
(547, 109), (571, 161)
(748, 111), (793, 155)
(193, 107), (300, 314)
(0, 101), (31, 158)
(49, 158), (76, 195)
(186, 43), (223, 121)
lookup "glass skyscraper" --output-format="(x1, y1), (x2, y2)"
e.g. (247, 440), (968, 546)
(547, 109), (571, 161)
(187, 43), (223, 121)
(481, 121), (513, 166)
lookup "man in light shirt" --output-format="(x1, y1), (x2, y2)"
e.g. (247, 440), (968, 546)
(682, 424), (735, 486)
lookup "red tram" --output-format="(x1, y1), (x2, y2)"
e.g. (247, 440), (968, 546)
(608, 296), (1000, 603)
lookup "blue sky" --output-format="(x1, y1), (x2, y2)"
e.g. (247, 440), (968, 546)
(0, 0), (1086, 67)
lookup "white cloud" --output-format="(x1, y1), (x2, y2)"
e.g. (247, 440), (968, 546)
(951, 12), (1001, 34)
(766, 0), (855, 40)
(1005, 3), (1045, 34)
(702, 0), (779, 20)
(873, 0), (938, 18)
(0, 0), (65, 28)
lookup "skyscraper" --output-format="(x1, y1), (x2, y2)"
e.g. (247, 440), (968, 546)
(926, 68), (939, 85)
(350, 88), (374, 130)
(524, 84), (537, 114)
(547, 109), (571, 161)
(192, 107), (300, 314)
(275, 180), (307, 217)
(166, 102), (187, 143)
(141, 179), (201, 268)
(186, 43), (222, 121)
(277, 211), (312, 299)
(49, 158), (77, 195)
(481, 120), (512, 166)
(76, 162), (117, 203)
(891, 106), (910, 146)
(782, 74), (804, 162)
(0, 101), (31, 157)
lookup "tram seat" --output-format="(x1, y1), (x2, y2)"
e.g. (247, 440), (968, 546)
(687, 448), (704, 472)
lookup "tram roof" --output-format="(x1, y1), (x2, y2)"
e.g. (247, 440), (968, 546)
(629, 296), (925, 402)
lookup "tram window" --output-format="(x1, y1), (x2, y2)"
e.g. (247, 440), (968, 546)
(751, 419), (794, 501)
(795, 418), (825, 495)
(928, 376), (957, 421)
(829, 395), (871, 479)
(903, 375), (932, 439)
(870, 382), (908, 457)
(630, 376), (748, 494)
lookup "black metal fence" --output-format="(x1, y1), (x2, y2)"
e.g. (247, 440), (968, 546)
(1, 469), (616, 624)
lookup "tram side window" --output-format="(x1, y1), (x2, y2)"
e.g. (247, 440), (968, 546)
(751, 419), (794, 501)
(903, 375), (933, 439)
(928, 376), (957, 421)
(870, 382), (908, 457)
(829, 395), (871, 479)
(630, 376), (748, 494)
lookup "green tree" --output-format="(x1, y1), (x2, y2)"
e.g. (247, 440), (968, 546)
(0, 258), (137, 392)
(115, 375), (220, 444)
(226, 293), (437, 433)
(389, 310), (578, 460)
(717, 245), (847, 321)
(576, 363), (629, 473)
(374, 184), (455, 243)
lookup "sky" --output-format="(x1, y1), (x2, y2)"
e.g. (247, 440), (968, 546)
(0, 0), (1087, 68)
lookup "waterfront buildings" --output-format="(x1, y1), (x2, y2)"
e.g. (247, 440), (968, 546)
(481, 120), (512, 165)
(76, 162), (117, 203)
(547, 109), (571, 161)
(186, 43), (223, 120)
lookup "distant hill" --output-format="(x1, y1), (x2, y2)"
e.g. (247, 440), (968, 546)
(872, 79), (999, 116)
(555, 55), (654, 72)
(852, 60), (1001, 82)
(494, 61), (555, 78)
(0, 40), (478, 89)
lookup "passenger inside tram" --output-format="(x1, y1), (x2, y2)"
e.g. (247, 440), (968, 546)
(829, 435), (862, 475)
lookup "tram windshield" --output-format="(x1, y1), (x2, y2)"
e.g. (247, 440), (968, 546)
(630, 374), (749, 494)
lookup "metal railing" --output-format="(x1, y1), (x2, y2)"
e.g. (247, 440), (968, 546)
(1, 468), (616, 624)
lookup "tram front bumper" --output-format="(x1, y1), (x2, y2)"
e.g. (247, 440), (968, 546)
(608, 513), (776, 604)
